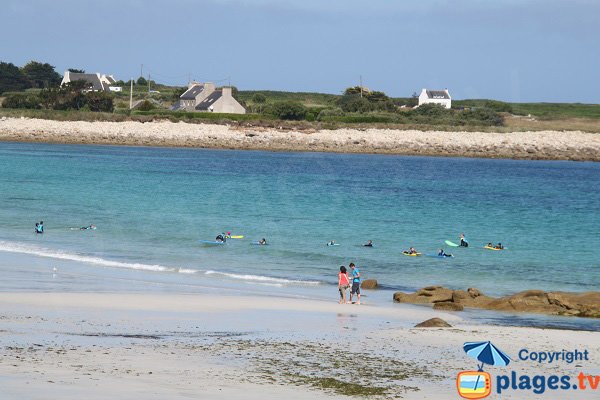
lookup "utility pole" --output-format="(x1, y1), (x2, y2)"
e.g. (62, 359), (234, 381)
(140, 64), (143, 79)
(148, 74), (151, 92)
(359, 75), (363, 98)
(129, 78), (133, 109)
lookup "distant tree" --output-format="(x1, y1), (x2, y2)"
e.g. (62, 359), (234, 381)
(337, 95), (372, 113)
(268, 101), (307, 120)
(344, 86), (369, 96)
(85, 91), (114, 112)
(0, 62), (31, 94)
(115, 80), (126, 86)
(53, 80), (89, 110)
(21, 61), (61, 88)
(251, 93), (267, 104)
(68, 68), (85, 73)
(136, 76), (147, 86)
(251, 93), (267, 113)
(38, 88), (60, 109)
(364, 91), (389, 103)
(172, 87), (186, 101)
(2, 93), (40, 109)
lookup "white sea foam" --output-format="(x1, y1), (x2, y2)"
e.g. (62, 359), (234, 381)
(204, 270), (320, 286)
(0, 240), (180, 273)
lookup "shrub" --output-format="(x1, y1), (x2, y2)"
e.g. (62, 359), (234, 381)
(86, 91), (114, 112)
(136, 100), (155, 112)
(2, 93), (40, 109)
(268, 101), (307, 120)
(338, 95), (372, 113)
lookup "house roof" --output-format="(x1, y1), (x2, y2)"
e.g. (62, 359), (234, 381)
(68, 73), (105, 91)
(425, 90), (450, 99)
(195, 90), (222, 110)
(180, 84), (205, 100)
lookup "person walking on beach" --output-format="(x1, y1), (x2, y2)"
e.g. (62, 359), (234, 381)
(338, 266), (350, 304)
(349, 263), (361, 305)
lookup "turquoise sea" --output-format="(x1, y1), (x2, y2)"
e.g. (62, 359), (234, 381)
(0, 142), (598, 326)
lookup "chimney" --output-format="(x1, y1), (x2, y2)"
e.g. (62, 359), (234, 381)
(222, 87), (232, 97)
(204, 82), (216, 94)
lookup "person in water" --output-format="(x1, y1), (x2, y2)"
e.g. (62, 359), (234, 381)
(460, 233), (469, 247)
(364, 240), (373, 247)
(216, 233), (226, 243)
(408, 247), (417, 255)
(348, 263), (361, 304)
(35, 221), (44, 234)
(327, 240), (336, 246)
(487, 242), (493, 248)
(495, 243), (504, 249)
(438, 249), (452, 257)
(258, 238), (267, 245)
(338, 266), (350, 304)
(226, 231), (232, 238)
(80, 224), (96, 230)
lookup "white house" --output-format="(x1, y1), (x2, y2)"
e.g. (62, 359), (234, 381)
(175, 82), (245, 114)
(61, 71), (119, 92)
(418, 88), (451, 109)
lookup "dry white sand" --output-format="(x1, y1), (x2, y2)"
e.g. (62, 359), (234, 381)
(1, 292), (598, 399)
(1, 117), (599, 160)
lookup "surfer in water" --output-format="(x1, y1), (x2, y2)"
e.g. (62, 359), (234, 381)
(407, 247), (418, 255)
(327, 240), (336, 246)
(258, 238), (267, 245)
(216, 233), (226, 243)
(460, 233), (469, 247)
(35, 221), (44, 234)
(80, 224), (96, 230)
(364, 240), (373, 247)
(438, 249), (452, 257)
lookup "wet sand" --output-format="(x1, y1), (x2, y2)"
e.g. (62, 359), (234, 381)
(1, 292), (599, 399)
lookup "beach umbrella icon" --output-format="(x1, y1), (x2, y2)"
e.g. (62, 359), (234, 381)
(463, 341), (511, 371)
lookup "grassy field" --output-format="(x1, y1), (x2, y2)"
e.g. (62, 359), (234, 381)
(2, 86), (600, 132)
(454, 99), (600, 119)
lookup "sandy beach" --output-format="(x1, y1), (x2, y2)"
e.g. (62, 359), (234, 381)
(1, 291), (599, 399)
(1, 117), (599, 161)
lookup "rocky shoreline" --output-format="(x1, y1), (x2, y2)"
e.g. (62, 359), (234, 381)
(393, 286), (600, 318)
(1, 117), (599, 161)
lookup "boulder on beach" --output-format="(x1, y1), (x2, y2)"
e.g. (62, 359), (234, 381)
(433, 302), (464, 312)
(394, 286), (600, 319)
(414, 318), (452, 328)
(361, 279), (378, 290)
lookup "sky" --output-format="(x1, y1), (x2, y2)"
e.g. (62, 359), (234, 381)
(2, 0), (598, 102)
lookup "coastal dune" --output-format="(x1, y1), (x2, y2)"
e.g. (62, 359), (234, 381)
(1, 117), (599, 161)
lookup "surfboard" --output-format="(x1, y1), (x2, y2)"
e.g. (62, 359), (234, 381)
(484, 246), (503, 251)
(403, 251), (422, 257)
(445, 240), (459, 247)
(251, 242), (269, 246)
(327, 243), (340, 246)
(198, 240), (225, 245)
(426, 254), (453, 258)
(229, 235), (244, 239)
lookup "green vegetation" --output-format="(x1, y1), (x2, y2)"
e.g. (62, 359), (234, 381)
(454, 99), (600, 119)
(1, 58), (599, 131)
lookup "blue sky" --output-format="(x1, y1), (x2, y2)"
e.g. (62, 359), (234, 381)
(2, 0), (598, 102)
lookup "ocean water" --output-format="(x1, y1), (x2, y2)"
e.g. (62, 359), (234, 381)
(0, 142), (598, 301)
